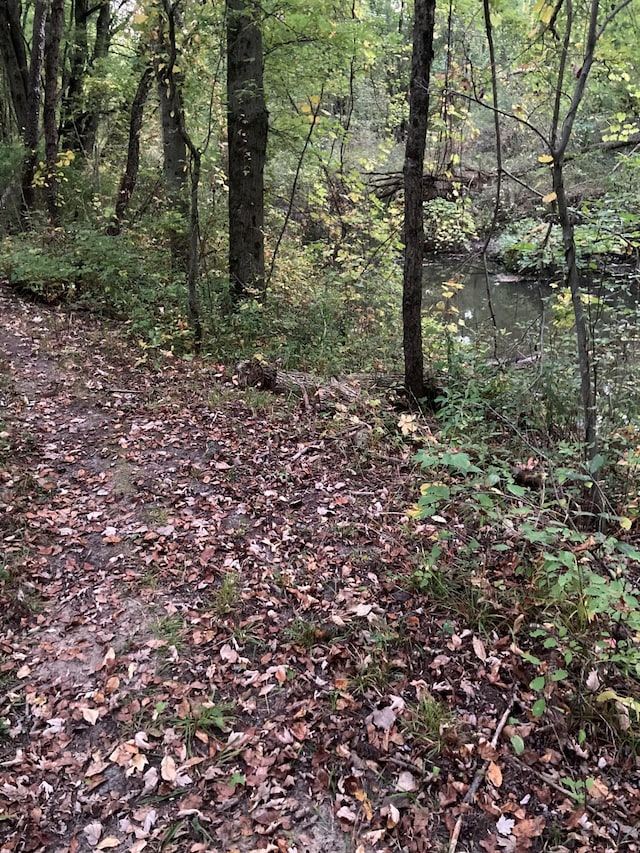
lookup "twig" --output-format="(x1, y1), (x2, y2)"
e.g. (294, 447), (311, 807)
(448, 693), (516, 853)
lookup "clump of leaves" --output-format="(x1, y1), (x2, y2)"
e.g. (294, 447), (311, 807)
(423, 198), (478, 253)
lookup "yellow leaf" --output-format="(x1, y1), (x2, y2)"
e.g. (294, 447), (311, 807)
(538, 154), (553, 163)
(619, 516), (632, 531)
(540, 3), (553, 24)
(542, 191), (557, 204)
(596, 689), (618, 703)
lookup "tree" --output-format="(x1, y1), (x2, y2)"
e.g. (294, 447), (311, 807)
(43, 0), (65, 224)
(544, 0), (635, 471)
(20, 1), (48, 223)
(403, 0), (436, 401)
(226, 0), (268, 302)
(60, 0), (112, 154)
(0, 0), (30, 135)
(153, 0), (189, 270)
(110, 62), (154, 234)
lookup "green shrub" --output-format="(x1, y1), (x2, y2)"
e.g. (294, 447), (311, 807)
(423, 198), (478, 253)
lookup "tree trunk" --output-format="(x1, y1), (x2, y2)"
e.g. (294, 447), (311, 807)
(61, 0), (89, 151)
(155, 1), (188, 270)
(20, 1), (48, 224)
(0, 0), (30, 134)
(44, 0), (65, 225)
(402, 0), (436, 402)
(552, 162), (598, 460)
(110, 63), (154, 234)
(79, 1), (111, 155)
(60, 0), (111, 154)
(226, 0), (268, 302)
(154, 0), (202, 346)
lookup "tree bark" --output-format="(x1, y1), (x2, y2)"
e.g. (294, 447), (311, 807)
(44, 0), (65, 225)
(61, 0), (89, 151)
(110, 63), (154, 234)
(402, 0), (436, 402)
(60, 0), (111, 154)
(0, 0), (30, 134)
(547, 0), (604, 470)
(20, 1), (48, 224)
(226, 0), (268, 301)
(154, 1), (189, 270)
(79, 1), (111, 155)
(553, 163), (597, 458)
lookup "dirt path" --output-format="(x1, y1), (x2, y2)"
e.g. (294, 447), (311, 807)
(1, 285), (638, 853)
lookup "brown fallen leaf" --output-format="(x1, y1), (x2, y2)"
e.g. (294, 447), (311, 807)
(97, 838), (121, 849)
(160, 754), (177, 783)
(487, 761), (503, 787)
(82, 707), (100, 725)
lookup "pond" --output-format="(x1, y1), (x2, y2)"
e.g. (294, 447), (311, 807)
(422, 258), (640, 364)
(422, 259), (548, 360)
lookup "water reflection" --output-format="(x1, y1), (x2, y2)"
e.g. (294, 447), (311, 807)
(423, 260), (546, 357)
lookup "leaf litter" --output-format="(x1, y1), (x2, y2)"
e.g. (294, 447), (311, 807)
(0, 283), (638, 853)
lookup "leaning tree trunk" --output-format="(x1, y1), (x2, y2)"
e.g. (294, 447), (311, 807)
(20, 1), (48, 225)
(226, 0), (268, 302)
(110, 63), (153, 234)
(402, 0), (436, 402)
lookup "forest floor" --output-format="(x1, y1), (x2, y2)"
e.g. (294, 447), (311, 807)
(0, 283), (638, 853)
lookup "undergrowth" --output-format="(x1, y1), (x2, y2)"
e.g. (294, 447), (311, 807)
(407, 355), (640, 752)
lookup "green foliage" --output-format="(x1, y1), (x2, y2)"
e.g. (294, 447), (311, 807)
(175, 698), (235, 750)
(212, 571), (240, 616)
(423, 199), (478, 254)
(498, 201), (640, 274)
(200, 183), (405, 373)
(409, 359), (640, 686)
(0, 227), (196, 353)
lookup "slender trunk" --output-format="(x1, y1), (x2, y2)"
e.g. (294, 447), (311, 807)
(110, 64), (153, 234)
(20, 1), (48, 224)
(155, 1), (188, 270)
(552, 162), (598, 458)
(187, 145), (203, 353)
(481, 0), (503, 359)
(402, 0), (436, 402)
(61, 0), (111, 154)
(44, 0), (65, 225)
(226, 0), (268, 301)
(156, 0), (202, 347)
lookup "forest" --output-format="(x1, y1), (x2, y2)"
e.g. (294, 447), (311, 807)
(1, 0), (640, 851)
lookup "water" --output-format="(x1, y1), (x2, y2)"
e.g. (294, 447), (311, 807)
(423, 260), (547, 359)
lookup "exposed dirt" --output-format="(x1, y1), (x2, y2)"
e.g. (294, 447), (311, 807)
(0, 284), (638, 853)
